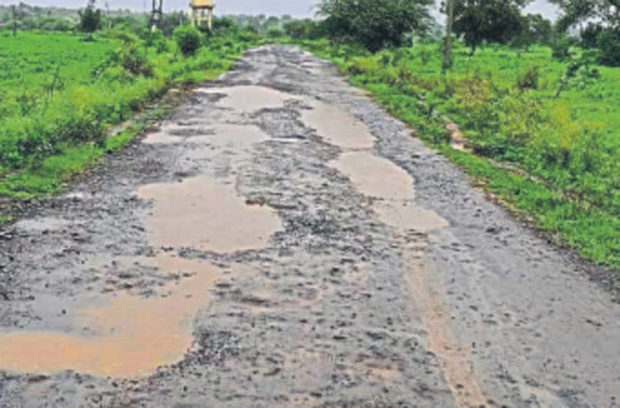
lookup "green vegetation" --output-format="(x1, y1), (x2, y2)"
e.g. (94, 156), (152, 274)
(276, 0), (620, 269)
(317, 0), (432, 52)
(292, 38), (619, 268)
(0, 23), (261, 205)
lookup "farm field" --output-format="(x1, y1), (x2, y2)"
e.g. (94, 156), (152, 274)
(0, 29), (259, 204)
(296, 39), (620, 268)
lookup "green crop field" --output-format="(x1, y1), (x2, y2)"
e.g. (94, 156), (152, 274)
(0, 28), (260, 204)
(294, 39), (620, 268)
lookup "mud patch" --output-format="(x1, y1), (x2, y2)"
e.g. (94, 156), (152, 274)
(402, 241), (487, 408)
(186, 124), (269, 147)
(331, 152), (447, 232)
(301, 102), (375, 150)
(138, 176), (281, 253)
(0, 255), (221, 378)
(204, 85), (299, 113)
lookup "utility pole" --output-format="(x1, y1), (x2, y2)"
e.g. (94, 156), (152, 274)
(11, 4), (17, 37)
(105, 0), (111, 29)
(150, 0), (163, 32)
(442, 0), (455, 71)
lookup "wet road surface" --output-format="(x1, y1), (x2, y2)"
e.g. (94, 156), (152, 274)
(0, 46), (618, 407)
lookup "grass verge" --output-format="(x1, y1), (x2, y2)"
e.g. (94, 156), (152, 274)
(292, 39), (619, 269)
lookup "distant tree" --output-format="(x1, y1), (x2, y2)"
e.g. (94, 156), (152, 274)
(159, 11), (188, 36)
(78, 0), (102, 33)
(318, 0), (432, 52)
(283, 19), (322, 40)
(550, 0), (619, 66)
(548, 0), (610, 32)
(511, 13), (554, 49)
(451, 0), (532, 55)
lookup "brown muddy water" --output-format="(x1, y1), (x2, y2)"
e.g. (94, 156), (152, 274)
(301, 102), (375, 150)
(0, 255), (221, 378)
(138, 176), (281, 253)
(330, 152), (447, 233)
(0, 173), (281, 378)
(308, 99), (480, 405)
(203, 85), (298, 113)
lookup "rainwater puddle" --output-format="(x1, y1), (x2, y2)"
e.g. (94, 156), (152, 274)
(186, 124), (269, 147)
(301, 102), (375, 150)
(330, 152), (447, 232)
(0, 255), (221, 378)
(204, 85), (298, 113)
(0, 173), (280, 377)
(138, 176), (281, 253)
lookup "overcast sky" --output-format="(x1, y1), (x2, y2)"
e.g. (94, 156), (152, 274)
(0, 0), (559, 20)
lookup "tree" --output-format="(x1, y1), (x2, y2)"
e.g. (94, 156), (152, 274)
(452, 0), (532, 54)
(283, 19), (322, 40)
(318, 0), (432, 52)
(511, 13), (554, 49)
(548, 0), (616, 32)
(78, 0), (102, 33)
(550, 0), (619, 66)
(442, 0), (455, 70)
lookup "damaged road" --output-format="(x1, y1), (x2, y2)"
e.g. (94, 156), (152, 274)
(0, 45), (618, 408)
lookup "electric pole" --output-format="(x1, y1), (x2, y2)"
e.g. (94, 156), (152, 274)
(11, 4), (17, 37)
(150, 0), (163, 32)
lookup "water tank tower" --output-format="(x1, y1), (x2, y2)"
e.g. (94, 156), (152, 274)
(190, 0), (215, 30)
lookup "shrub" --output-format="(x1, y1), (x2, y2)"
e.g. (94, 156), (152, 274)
(517, 66), (540, 90)
(174, 25), (202, 56)
(596, 28), (620, 67)
(551, 37), (572, 60)
(267, 27), (284, 38)
(120, 45), (153, 77)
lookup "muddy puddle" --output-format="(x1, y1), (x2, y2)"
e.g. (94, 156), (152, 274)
(202, 85), (299, 113)
(138, 176), (281, 253)
(0, 255), (221, 378)
(0, 173), (281, 378)
(144, 123), (269, 147)
(327, 139), (478, 405)
(301, 102), (375, 150)
(330, 152), (447, 232)
(185, 124), (269, 148)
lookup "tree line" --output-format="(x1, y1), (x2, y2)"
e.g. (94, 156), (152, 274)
(298, 0), (619, 67)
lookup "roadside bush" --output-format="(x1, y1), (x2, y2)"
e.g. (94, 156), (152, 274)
(267, 27), (284, 39)
(596, 28), (620, 67)
(517, 66), (540, 90)
(120, 45), (153, 77)
(173, 25), (202, 56)
(551, 37), (572, 60)
(283, 19), (322, 40)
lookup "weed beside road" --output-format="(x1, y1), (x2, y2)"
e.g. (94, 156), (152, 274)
(0, 28), (260, 202)
(294, 39), (619, 269)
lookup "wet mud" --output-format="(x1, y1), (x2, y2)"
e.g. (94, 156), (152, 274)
(0, 45), (618, 408)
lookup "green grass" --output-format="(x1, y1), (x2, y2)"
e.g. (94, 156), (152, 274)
(293, 39), (619, 269)
(0, 28), (261, 216)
